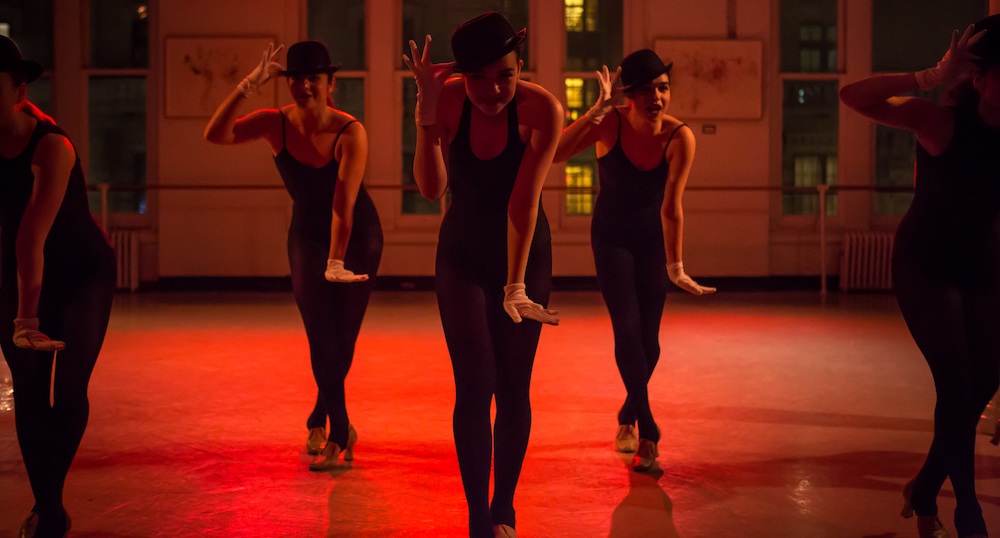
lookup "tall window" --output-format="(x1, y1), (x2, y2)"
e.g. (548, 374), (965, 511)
(564, 0), (621, 217)
(780, 0), (838, 215)
(399, 1), (530, 215)
(308, 0), (365, 122)
(871, 0), (987, 215)
(0, 1), (53, 114)
(88, 0), (149, 214)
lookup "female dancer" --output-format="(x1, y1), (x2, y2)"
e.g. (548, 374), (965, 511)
(555, 49), (715, 473)
(841, 17), (999, 538)
(205, 40), (382, 471)
(0, 35), (116, 537)
(404, 12), (560, 538)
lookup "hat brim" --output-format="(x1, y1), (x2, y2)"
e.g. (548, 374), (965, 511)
(453, 28), (526, 73)
(0, 59), (44, 83)
(278, 65), (341, 77)
(622, 61), (673, 92)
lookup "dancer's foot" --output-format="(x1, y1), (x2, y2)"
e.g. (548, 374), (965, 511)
(308, 441), (343, 471)
(344, 425), (358, 462)
(17, 512), (37, 538)
(614, 424), (638, 453)
(902, 478), (915, 518)
(916, 515), (949, 538)
(632, 439), (659, 472)
(493, 523), (516, 538)
(306, 427), (326, 455)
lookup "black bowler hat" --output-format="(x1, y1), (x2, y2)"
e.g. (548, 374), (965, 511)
(970, 14), (1000, 67)
(0, 35), (43, 83)
(620, 49), (673, 92)
(451, 12), (526, 72)
(279, 40), (340, 76)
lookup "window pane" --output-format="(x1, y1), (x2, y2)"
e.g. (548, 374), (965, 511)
(89, 77), (146, 213)
(401, 78), (440, 215)
(308, 0), (365, 70)
(873, 0), (986, 72)
(27, 77), (51, 117)
(401, 1), (529, 69)
(566, 0), (622, 72)
(334, 77), (364, 123)
(780, 0), (837, 73)
(875, 126), (915, 215)
(91, 0), (149, 68)
(563, 77), (602, 215)
(782, 80), (838, 215)
(0, 0), (53, 69)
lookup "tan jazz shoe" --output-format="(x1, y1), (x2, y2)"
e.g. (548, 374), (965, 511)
(308, 441), (343, 472)
(344, 425), (358, 462)
(916, 515), (949, 538)
(493, 523), (516, 538)
(306, 427), (326, 455)
(632, 439), (659, 472)
(615, 424), (638, 453)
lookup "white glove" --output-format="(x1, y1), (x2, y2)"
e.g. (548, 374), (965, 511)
(403, 35), (456, 126)
(238, 42), (285, 97)
(13, 317), (65, 351)
(584, 65), (621, 124)
(915, 25), (984, 90)
(502, 284), (559, 325)
(325, 259), (369, 283)
(667, 262), (716, 296)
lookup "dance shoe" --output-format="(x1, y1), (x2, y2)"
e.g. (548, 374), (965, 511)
(308, 441), (343, 472)
(916, 515), (949, 538)
(17, 512), (37, 538)
(306, 427), (326, 455)
(632, 439), (659, 472)
(344, 425), (358, 462)
(493, 524), (517, 537)
(615, 424), (638, 453)
(901, 478), (915, 518)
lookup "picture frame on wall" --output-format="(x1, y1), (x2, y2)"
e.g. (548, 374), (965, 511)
(164, 36), (277, 118)
(653, 39), (763, 120)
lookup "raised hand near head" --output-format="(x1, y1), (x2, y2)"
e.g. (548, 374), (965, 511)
(403, 35), (456, 126)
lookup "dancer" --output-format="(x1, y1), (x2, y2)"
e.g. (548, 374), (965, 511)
(0, 35), (116, 537)
(840, 16), (1000, 538)
(555, 49), (715, 473)
(205, 40), (383, 471)
(404, 12), (560, 538)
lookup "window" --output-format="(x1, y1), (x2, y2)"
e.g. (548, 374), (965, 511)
(780, 0), (837, 73)
(564, 0), (621, 217)
(781, 80), (838, 215)
(399, 0), (529, 215)
(88, 0), (149, 214)
(308, 1), (365, 121)
(870, 0), (986, 215)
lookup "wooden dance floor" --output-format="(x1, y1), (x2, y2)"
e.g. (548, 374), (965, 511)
(1, 289), (998, 537)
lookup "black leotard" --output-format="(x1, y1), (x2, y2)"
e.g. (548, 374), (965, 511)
(0, 119), (115, 529)
(592, 111), (686, 445)
(892, 105), (1000, 536)
(436, 98), (551, 537)
(273, 112), (383, 449)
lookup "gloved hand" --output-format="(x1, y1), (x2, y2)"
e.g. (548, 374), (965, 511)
(403, 35), (456, 126)
(503, 283), (560, 325)
(325, 259), (369, 283)
(584, 65), (621, 124)
(915, 25), (985, 90)
(667, 262), (716, 296)
(13, 317), (65, 351)
(238, 42), (285, 97)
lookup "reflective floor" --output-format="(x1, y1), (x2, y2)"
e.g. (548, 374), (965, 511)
(1, 290), (998, 537)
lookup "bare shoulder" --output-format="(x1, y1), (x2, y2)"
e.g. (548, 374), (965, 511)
(662, 116), (693, 144)
(34, 131), (76, 164)
(330, 109), (365, 135)
(516, 81), (562, 126)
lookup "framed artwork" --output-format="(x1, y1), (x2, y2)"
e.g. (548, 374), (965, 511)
(164, 36), (277, 118)
(653, 39), (763, 120)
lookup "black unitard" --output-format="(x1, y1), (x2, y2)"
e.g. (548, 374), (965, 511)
(592, 113), (686, 445)
(273, 113), (383, 450)
(437, 98), (551, 537)
(0, 120), (116, 526)
(893, 105), (1000, 536)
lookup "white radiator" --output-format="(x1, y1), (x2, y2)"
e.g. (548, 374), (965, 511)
(839, 232), (894, 292)
(110, 230), (139, 292)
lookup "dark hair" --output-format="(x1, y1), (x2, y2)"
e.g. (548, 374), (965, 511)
(942, 77), (979, 110)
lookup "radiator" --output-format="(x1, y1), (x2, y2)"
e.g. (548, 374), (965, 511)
(110, 230), (140, 292)
(839, 232), (894, 292)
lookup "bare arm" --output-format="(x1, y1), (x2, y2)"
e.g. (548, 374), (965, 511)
(661, 125), (694, 265)
(204, 43), (283, 145)
(507, 89), (563, 286)
(412, 88), (453, 200)
(16, 133), (74, 320)
(554, 112), (604, 163)
(328, 121), (367, 261)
